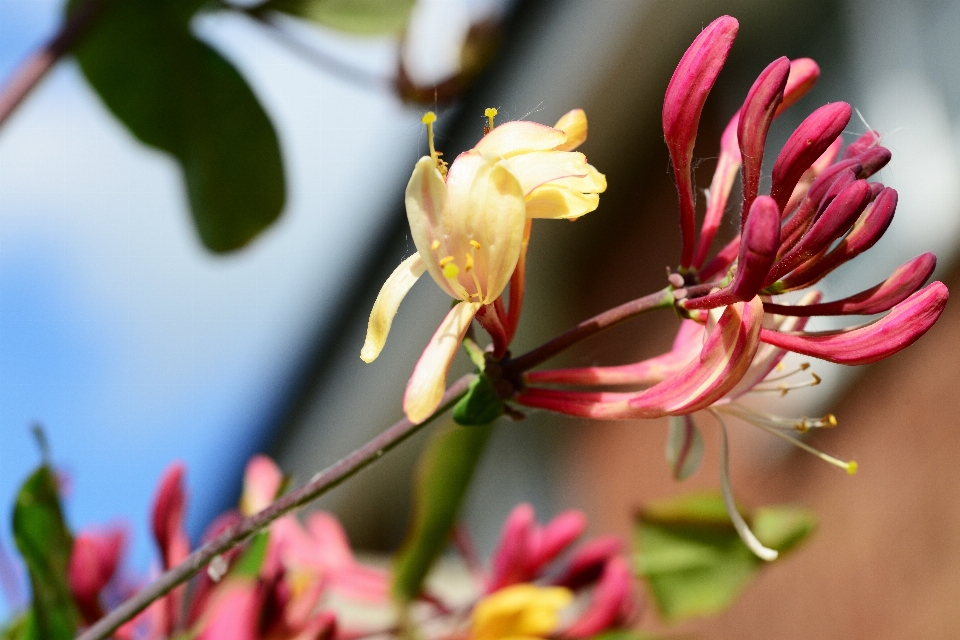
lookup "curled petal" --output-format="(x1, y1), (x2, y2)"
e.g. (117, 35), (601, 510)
(663, 15), (739, 268)
(738, 57), (790, 220)
(527, 320), (703, 386)
(360, 254), (426, 362)
(780, 187), (898, 290)
(770, 102), (852, 211)
(759, 282), (948, 365)
(765, 253), (936, 317)
(240, 455), (283, 517)
(553, 108), (588, 151)
(404, 301), (481, 424)
(499, 151), (591, 196)
(519, 298), (764, 418)
(524, 185), (599, 219)
(406, 157), (457, 298)
(474, 120), (567, 158)
(564, 557), (637, 638)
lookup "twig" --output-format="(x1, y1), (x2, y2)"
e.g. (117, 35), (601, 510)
(75, 374), (474, 640)
(0, 0), (107, 128)
(503, 288), (676, 374)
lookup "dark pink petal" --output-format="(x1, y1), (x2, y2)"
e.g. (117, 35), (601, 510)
(768, 179), (872, 284)
(563, 557), (638, 638)
(518, 298), (764, 418)
(779, 187), (898, 290)
(774, 58), (820, 116)
(663, 15), (739, 268)
(534, 511), (587, 569)
(526, 320), (703, 386)
(694, 115), (741, 268)
(196, 581), (260, 640)
(686, 197), (780, 310)
(765, 253), (936, 316)
(843, 130), (882, 159)
(488, 503), (536, 592)
(553, 536), (624, 590)
(738, 57), (790, 222)
(759, 282), (948, 365)
(856, 146), (892, 178)
(151, 463), (190, 570)
(68, 528), (126, 624)
(770, 102), (852, 212)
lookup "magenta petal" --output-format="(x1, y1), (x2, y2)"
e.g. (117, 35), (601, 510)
(151, 463), (190, 570)
(663, 15), (739, 268)
(774, 58), (821, 116)
(770, 102), (852, 212)
(68, 528), (126, 624)
(553, 536), (624, 590)
(855, 145), (892, 178)
(196, 582), (261, 640)
(535, 511), (587, 568)
(759, 282), (948, 365)
(488, 503), (536, 592)
(779, 187), (898, 290)
(738, 57), (790, 221)
(843, 130), (882, 159)
(765, 253), (936, 316)
(563, 557), (637, 638)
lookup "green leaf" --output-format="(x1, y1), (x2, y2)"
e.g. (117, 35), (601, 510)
(12, 465), (78, 640)
(68, 0), (285, 252)
(231, 531), (270, 578)
(452, 373), (503, 426)
(633, 492), (816, 622)
(263, 0), (415, 35)
(1, 613), (34, 640)
(392, 422), (493, 602)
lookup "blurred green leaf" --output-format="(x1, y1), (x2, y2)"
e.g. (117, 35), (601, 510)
(453, 373), (503, 426)
(12, 465), (78, 640)
(392, 422), (493, 602)
(634, 492), (816, 622)
(588, 631), (666, 640)
(231, 531), (270, 578)
(67, 0), (285, 252)
(264, 0), (415, 35)
(0, 613), (34, 640)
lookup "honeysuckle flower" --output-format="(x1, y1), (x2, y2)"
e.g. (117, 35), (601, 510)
(68, 527), (127, 625)
(361, 108), (605, 424)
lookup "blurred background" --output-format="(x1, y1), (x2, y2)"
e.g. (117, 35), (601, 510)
(2, 0), (959, 636)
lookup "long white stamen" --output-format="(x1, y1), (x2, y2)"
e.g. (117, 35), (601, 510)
(756, 362), (811, 384)
(721, 402), (836, 432)
(715, 412), (778, 561)
(751, 372), (821, 396)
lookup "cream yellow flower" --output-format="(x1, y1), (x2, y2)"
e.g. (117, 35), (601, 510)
(361, 109), (605, 424)
(471, 584), (573, 640)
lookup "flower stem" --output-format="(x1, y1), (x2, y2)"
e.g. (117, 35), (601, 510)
(504, 288), (676, 374)
(75, 374), (474, 640)
(0, 0), (107, 129)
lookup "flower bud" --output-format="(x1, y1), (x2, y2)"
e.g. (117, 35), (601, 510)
(739, 57), (790, 221)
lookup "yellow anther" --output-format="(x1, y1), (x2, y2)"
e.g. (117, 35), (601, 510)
(469, 240), (481, 250)
(811, 373), (822, 385)
(484, 107), (498, 132)
(825, 413), (837, 428)
(421, 111), (437, 125)
(443, 263), (459, 279)
(846, 460), (858, 475)
(794, 420), (810, 433)
(438, 255), (454, 267)
(799, 362), (810, 370)
(464, 252), (474, 272)
(431, 240), (441, 251)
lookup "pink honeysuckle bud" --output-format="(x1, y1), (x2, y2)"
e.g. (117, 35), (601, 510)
(768, 179), (872, 284)
(765, 253), (936, 317)
(151, 463), (190, 570)
(562, 557), (638, 638)
(759, 281), (948, 365)
(774, 58), (820, 116)
(685, 196), (780, 310)
(68, 527), (126, 624)
(855, 145), (892, 178)
(518, 298), (764, 419)
(195, 580), (261, 640)
(779, 187), (898, 291)
(662, 15), (739, 268)
(770, 101), (852, 212)
(738, 57), (790, 222)
(553, 536), (625, 590)
(240, 455), (284, 517)
(533, 510), (587, 570)
(488, 503), (536, 592)
(843, 130), (882, 159)
(776, 162), (861, 256)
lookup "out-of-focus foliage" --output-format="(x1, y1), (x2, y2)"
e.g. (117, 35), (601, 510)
(392, 421), (493, 602)
(66, 0), (285, 253)
(11, 464), (78, 640)
(634, 492), (815, 621)
(263, 0), (415, 35)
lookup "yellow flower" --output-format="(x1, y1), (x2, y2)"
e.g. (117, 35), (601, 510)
(361, 109), (605, 424)
(471, 584), (573, 640)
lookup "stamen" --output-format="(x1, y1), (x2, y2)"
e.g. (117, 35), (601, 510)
(469, 240), (481, 250)
(759, 362), (812, 384)
(467, 240), (484, 298)
(422, 111), (447, 175)
(464, 252), (474, 272)
(438, 256), (454, 267)
(720, 405), (855, 474)
(721, 402), (837, 433)
(752, 372), (822, 396)
(484, 107), (498, 134)
(714, 413), (779, 561)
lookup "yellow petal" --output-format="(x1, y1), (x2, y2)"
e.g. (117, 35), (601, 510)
(471, 584), (573, 640)
(360, 253), (426, 363)
(550, 163), (607, 193)
(403, 301), (481, 424)
(456, 160), (526, 304)
(406, 156), (457, 298)
(524, 185), (599, 219)
(553, 108), (588, 151)
(498, 151), (590, 196)
(474, 121), (566, 158)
